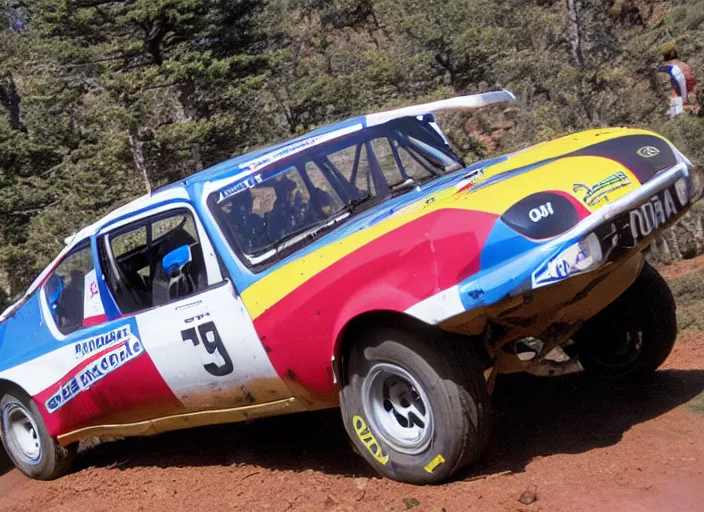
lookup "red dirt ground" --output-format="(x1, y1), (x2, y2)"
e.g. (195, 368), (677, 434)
(1, 260), (703, 512)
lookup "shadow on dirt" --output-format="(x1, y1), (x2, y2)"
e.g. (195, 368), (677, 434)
(69, 369), (704, 480)
(0, 450), (13, 477)
(75, 406), (374, 478)
(462, 368), (704, 480)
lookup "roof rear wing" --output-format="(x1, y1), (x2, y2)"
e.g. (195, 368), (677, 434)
(365, 89), (516, 127)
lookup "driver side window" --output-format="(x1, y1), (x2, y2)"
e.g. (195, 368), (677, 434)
(99, 209), (209, 315)
(43, 245), (94, 336)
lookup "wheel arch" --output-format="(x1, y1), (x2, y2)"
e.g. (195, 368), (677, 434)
(333, 310), (429, 387)
(333, 310), (487, 387)
(0, 378), (30, 402)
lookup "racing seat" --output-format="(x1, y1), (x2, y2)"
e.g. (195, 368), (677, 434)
(151, 230), (206, 306)
(152, 245), (196, 305)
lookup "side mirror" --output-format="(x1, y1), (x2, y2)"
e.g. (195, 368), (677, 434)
(162, 245), (192, 277)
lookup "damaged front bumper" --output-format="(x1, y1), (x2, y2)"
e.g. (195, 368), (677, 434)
(459, 161), (701, 311)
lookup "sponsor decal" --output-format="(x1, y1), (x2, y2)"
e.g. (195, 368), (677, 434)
(573, 171), (632, 207)
(455, 168), (484, 191)
(528, 202), (554, 223)
(74, 325), (131, 360)
(217, 123), (363, 204)
(89, 281), (99, 299)
(239, 138), (319, 173)
(46, 336), (144, 414)
(234, 123), (363, 176)
(424, 454), (446, 473)
(175, 300), (203, 312)
(637, 146), (661, 158)
(217, 173), (264, 204)
(82, 269), (106, 322)
(352, 415), (388, 465)
(467, 288), (484, 300)
(531, 233), (602, 289)
(533, 251), (583, 287)
(628, 184), (685, 242)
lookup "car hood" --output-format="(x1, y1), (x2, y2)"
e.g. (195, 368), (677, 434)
(390, 127), (686, 224)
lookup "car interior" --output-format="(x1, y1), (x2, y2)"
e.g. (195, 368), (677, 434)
(99, 211), (208, 315)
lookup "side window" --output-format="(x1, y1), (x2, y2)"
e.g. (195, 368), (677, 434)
(100, 209), (209, 315)
(43, 245), (94, 336)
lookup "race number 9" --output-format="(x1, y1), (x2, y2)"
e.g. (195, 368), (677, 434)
(181, 321), (234, 376)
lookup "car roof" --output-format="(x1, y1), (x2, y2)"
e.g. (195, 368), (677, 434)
(158, 89), (516, 193)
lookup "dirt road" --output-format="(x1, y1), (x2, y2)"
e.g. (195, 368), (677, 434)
(1, 262), (703, 512)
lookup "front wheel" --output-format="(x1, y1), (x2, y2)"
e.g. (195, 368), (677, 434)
(0, 391), (77, 480)
(573, 262), (677, 379)
(340, 328), (490, 484)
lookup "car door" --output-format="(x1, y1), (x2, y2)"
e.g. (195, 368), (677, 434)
(34, 240), (175, 436)
(95, 203), (293, 416)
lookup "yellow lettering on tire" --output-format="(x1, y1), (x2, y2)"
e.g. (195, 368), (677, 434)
(424, 454), (446, 473)
(352, 415), (389, 465)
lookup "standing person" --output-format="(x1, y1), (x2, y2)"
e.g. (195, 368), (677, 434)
(658, 41), (700, 117)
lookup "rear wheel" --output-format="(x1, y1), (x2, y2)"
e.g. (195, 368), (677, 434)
(0, 391), (76, 480)
(340, 328), (490, 484)
(573, 262), (677, 379)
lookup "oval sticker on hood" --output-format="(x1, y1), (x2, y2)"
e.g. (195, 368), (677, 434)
(501, 192), (579, 240)
(569, 134), (676, 183)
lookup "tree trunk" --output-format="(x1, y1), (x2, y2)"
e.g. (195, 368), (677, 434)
(128, 132), (151, 194)
(0, 72), (25, 132)
(566, 0), (585, 68)
(175, 83), (205, 172)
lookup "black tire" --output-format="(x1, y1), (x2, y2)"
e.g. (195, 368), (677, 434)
(340, 327), (490, 484)
(573, 262), (677, 379)
(0, 391), (77, 480)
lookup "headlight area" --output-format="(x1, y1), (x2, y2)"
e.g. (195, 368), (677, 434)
(531, 233), (604, 289)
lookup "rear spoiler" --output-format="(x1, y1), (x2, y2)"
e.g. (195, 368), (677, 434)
(365, 89), (516, 127)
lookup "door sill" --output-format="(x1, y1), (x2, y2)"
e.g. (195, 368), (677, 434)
(57, 397), (304, 445)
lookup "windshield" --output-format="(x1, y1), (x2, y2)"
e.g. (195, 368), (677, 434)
(208, 116), (463, 270)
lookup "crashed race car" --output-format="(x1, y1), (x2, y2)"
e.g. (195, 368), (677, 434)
(0, 90), (701, 484)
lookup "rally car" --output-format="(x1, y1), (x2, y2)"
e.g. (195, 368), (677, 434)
(0, 90), (701, 484)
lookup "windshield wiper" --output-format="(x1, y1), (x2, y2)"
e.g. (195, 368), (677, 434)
(252, 211), (352, 258)
(248, 194), (380, 261)
(347, 192), (373, 209)
(333, 192), (384, 215)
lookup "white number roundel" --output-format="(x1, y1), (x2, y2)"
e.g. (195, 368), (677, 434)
(529, 202), (555, 223)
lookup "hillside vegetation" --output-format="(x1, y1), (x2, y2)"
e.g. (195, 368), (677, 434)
(1, 0), (704, 308)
